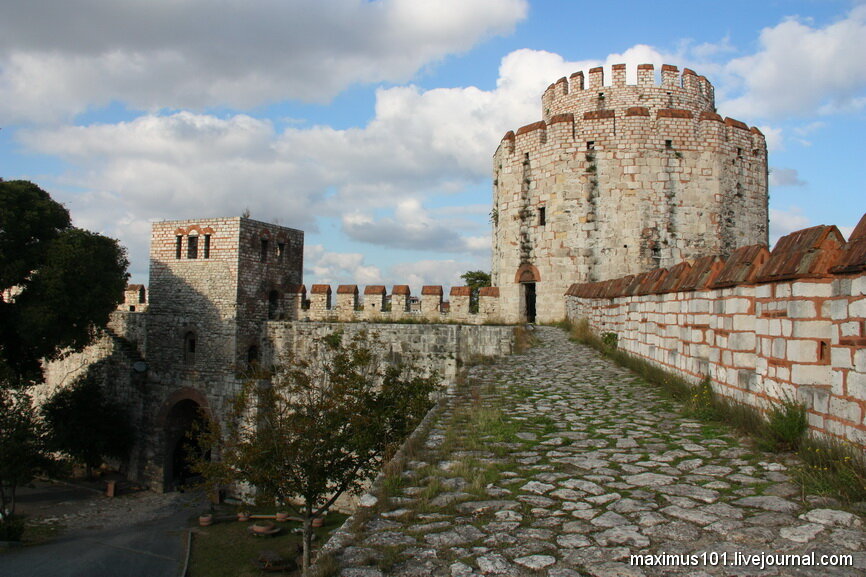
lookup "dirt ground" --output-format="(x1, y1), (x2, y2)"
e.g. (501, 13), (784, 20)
(15, 475), (200, 534)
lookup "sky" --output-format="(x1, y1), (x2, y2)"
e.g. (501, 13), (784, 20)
(1, 0), (864, 289)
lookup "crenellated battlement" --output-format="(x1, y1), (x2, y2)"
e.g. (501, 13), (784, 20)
(539, 63), (715, 125)
(283, 284), (503, 324)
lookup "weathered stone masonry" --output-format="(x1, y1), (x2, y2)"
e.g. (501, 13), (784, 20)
(566, 214), (866, 449)
(42, 217), (515, 491)
(493, 63), (768, 323)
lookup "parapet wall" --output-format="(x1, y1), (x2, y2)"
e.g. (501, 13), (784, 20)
(565, 214), (866, 448)
(286, 284), (503, 324)
(266, 322), (515, 384)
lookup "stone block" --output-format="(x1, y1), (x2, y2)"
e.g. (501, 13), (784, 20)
(732, 315), (756, 332)
(786, 340), (818, 363)
(792, 282), (833, 298)
(831, 347), (852, 369)
(728, 332), (756, 351)
(787, 300), (817, 319)
(856, 349), (866, 373)
(829, 397), (862, 423)
(848, 371), (866, 401)
(791, 364), (830, 386)
(849, 298), (866, 319)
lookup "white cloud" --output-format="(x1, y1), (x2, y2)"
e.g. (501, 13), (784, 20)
(769, 167), (807, 187)
(0, 0), (528, 123)
(341, 199), (490, 254)
(304, 245), (382, 286)
(388, 259), (481, 292)
(769, 206), (811, 248)
(756, 125), (784, 152)
(722, 6), (866, 119)
(20, 47), (634, 277)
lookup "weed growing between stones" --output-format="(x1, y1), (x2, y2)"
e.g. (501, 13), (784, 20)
(763, 398), (808, 451)
(797, 436), (866, 503)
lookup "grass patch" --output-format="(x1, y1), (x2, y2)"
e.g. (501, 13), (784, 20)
(796, 436), (866, 503)
(188, 513), (347, 577)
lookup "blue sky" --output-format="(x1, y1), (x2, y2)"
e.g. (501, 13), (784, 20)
(1, 0), (864, 288)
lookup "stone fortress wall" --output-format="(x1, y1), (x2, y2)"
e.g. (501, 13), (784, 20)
(41, 217), (515, 490)
(492, 64), (768, 323)
(565, 215), (866, 448)
(37, 60), (864, 492)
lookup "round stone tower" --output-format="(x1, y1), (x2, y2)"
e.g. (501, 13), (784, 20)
(491, 63), (768, 323)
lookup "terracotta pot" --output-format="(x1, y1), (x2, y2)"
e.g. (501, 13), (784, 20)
(198, 514), (213, 527)
(237, 512), (250, 522)
(275, 512), (289, 522)
(311, 516), (324, 528)
(251, 521), (276, 534)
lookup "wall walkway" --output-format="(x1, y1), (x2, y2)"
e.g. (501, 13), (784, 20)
(324, 327), (864, 576)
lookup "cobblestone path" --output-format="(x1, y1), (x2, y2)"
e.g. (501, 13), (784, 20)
(328, 327), (865, 577)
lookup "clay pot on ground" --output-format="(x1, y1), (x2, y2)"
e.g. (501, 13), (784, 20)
(275, 512), (289, 522)
(236, 511), (250, 522)
(251, 521), (278, 535)
(198, 514), (213, 527)
(311, 516), (324, 528)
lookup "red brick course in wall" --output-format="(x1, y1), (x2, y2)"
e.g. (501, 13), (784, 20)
(566, 214), (866, 449)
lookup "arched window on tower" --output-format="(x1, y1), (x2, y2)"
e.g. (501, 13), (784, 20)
(183, 331), (197, 365)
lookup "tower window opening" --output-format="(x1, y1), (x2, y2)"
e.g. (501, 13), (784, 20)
(187, 235), (198, 259)
(175, 236), (182, 259)
(737, 147), (743, 157)
(268, 290), (280, 320)
(524, 152), (530, 160)
(586, 141), (595, 150)
(538, 207), (546, 226)
(665, 139), (673, 149)
(247, 345), (259, 368)
(183, 331), (196, 365)
(277, 242), (285, 262)
(203, 234), (211, 259)
(260, 239), (269, 262)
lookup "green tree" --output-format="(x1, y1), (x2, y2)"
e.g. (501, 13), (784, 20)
(460, 270), (491, 314)
(0, 388), (47, 539)
(42, 370), (135, 479)
(0, 180), (129, 386)
(196, 331), (437, 575)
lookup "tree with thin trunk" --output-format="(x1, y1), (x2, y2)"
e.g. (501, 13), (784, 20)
(0, 388), (46, 539)
(195, 330), (436, 574)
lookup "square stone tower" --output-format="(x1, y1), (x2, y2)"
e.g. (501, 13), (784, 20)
(143, 216), (303, 490)
(146, 217), (303, 383)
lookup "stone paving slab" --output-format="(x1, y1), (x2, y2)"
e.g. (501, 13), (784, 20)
(327, 327), (866, 576)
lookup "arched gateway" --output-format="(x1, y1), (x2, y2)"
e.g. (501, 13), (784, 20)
(157, 388), (213, 492)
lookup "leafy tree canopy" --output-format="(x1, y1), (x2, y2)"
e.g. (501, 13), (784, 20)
(196, 330), (437, 574)
(460, 270), (491, 313)
(0, 180), (129, 386)
(42, 369), (135, 479)
(460, 270), (491, 290)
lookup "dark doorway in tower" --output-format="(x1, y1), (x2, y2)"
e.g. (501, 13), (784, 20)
(515, 263), (540, 324)
(164, 399), (209, 492)
(523, 283), (536, 324)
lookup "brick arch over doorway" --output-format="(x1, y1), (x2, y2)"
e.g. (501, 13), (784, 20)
(514, 263), (541, 283)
